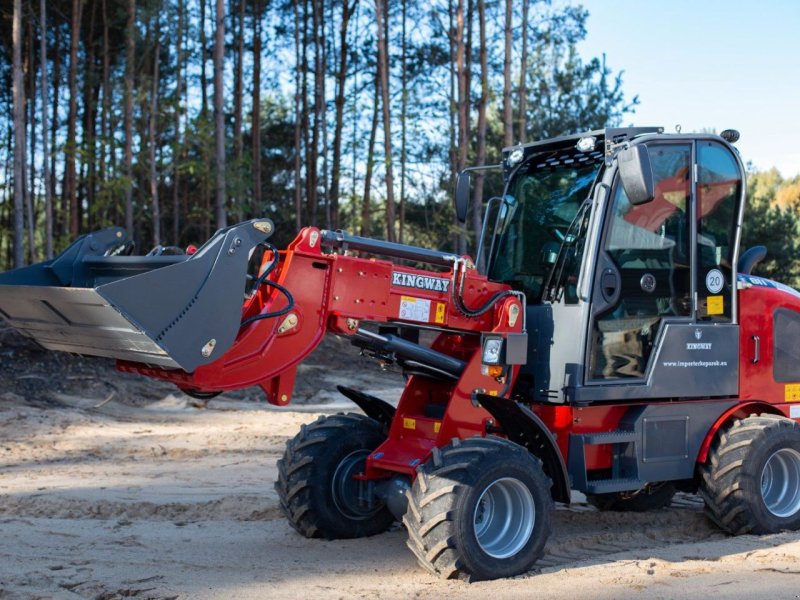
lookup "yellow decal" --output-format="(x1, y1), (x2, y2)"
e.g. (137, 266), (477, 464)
(707, 295), (724, 315)
(403, 417), (417, 430)
(434, 422), (441, 433)
(489, 390), (498, 396)
(435, 302), (446, 324)
(786, 384), (800, 402)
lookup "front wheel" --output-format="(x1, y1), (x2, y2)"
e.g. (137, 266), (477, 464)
(403, 436), (553, 581)
(275, 413), (394, 539)
(700, 414), (800, 534)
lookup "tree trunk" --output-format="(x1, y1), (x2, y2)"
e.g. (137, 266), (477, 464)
(360, 72), (380, 238)
(518, 0), (529, 143)
(100, 0), (110, 226)
(472, 0), (488, 261)
(350, 0), (361, 203)
(456, 0), (467, 173)
(320, 8), (330, 229)
(51, 26), (60, 237)
(292, 0), (303, 231)
(12, 0), (25, 267)
(454, 0), (468, 253)
(173, 0), (184, 244)
(82, 0), (98, 232)
(399, 0), (407, 243)
(201, 0), (211, 238)
(447, 0), (457, 250)
(502, 0), (513, 147)
(26, 17), (36, 264)
(307, 0), (322, 226)
(233, 0), (244, 220)
(375, 0), (396, 242)
(464, 0), (473, 153)
(40, 0), (53, 258)
(213, 0), (227, 228)
(330, 0), (355, 233)
(200, 0), (208, 115)
(252, 0), (262, 213)
(149, 15), (161, 246)
(124, 0), (135, 234)
(66, 0), (82, 238)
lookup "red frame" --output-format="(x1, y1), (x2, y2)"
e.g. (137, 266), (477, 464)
(118, 227), (800, 485)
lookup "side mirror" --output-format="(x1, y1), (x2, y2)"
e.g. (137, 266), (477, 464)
(455, 171), (470, 222)
(618, 145), (655, 206)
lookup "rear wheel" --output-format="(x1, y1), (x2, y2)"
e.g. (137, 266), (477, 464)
(700, 414), (800, 534)
(276, 413), (394, 539)
(586, 482), (676, 512)
(403, 436), (553, 581)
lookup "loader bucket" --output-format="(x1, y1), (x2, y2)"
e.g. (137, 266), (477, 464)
(0, 219), (275, 373)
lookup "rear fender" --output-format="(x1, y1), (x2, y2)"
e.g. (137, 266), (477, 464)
(697, 401), (784, 464)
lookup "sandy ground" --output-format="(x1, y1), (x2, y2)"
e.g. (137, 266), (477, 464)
(3, 363), (800, 599)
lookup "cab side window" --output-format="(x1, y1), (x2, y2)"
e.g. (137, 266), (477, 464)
(696, 142), (740, 321)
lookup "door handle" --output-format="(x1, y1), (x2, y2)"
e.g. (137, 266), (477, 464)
(601, 269), (619, 302)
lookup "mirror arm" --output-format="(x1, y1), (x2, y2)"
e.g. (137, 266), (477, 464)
(454, 164), (504, 223)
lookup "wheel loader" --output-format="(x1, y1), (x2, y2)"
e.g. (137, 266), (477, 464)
(2, 127), (800, 581)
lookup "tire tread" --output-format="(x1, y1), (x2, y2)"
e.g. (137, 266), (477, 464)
(700, 414), (800, 535)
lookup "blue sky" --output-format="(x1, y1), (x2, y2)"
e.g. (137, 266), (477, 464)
(577, 0), (800, 178)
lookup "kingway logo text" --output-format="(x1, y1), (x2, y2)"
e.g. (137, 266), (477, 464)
(392, 272), (451, 293)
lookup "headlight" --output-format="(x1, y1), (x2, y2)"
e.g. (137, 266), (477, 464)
(576, 136), (597, 152)
(507, 148), (524, 167)
(482, 337), (503, 365)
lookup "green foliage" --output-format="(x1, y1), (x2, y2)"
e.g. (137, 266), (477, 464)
(742, 169), (800, 288)
(521, 8), (638, 140)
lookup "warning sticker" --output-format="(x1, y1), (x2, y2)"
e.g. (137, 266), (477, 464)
(791, 405), (800, 419)
(435, 302), (446, 324)
(786, 384), (800, 402)
(707, 295), (724, 315)
(399, 296), (431, 322)
(403, 417), (416, 430)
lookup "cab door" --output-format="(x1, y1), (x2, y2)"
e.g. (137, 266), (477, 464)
(578, 139), (741, 402)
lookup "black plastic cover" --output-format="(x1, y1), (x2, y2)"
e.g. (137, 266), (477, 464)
(774, 308), (800, 382)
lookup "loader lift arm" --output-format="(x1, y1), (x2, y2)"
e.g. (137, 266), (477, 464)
(125, 225), (524, 405)
(0, 219), (525, 407)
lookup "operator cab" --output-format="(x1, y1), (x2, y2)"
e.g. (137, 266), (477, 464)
(474, 127), (745, 404)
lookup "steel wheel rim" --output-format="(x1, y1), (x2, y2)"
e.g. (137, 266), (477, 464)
(473, 477), (535, 559)
(331, 449), (381, 520)
(760, 448), (800, 518)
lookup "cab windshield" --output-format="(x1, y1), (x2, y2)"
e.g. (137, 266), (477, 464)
(487, 153), (603, 302)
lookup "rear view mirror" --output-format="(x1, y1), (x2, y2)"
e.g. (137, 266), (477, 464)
(455, 171), (470, 222)
(618, 145), (655, 205)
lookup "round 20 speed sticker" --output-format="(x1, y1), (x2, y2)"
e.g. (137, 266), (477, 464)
(706, 269), (724, 294)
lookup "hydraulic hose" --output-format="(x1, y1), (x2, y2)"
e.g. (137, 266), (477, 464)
(240, 243), (295, 327)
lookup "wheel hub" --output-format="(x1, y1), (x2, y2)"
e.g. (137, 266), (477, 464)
(760, 447), (800, 518)
(473, 477), (535, 559)
(331, 449), (383, 520)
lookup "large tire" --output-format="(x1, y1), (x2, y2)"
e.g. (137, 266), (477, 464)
(700, 414), (800, 534)
(276, 413), (394, 539)
(403, 436), (553, 581)
(586, 482), (676, 512)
